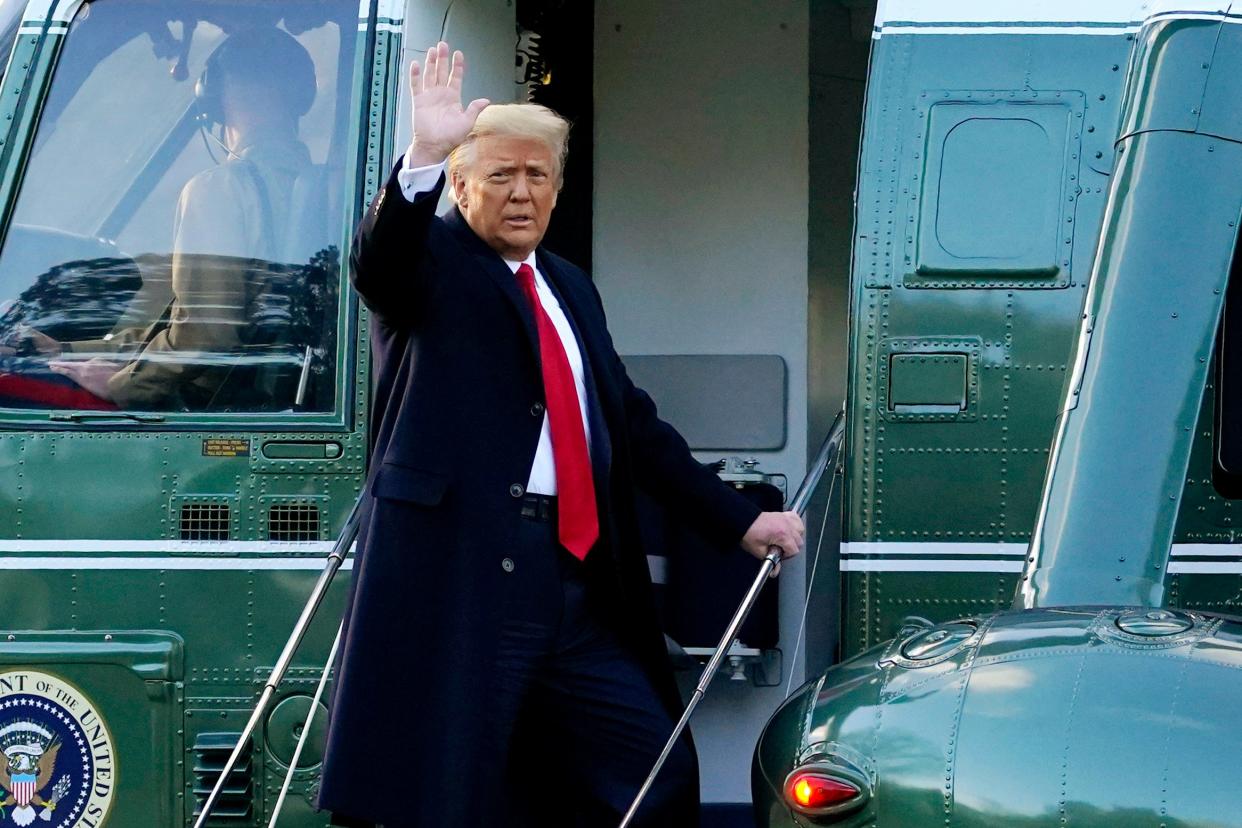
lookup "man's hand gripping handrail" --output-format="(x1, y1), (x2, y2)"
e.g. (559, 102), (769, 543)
(618, 409), (846, 828)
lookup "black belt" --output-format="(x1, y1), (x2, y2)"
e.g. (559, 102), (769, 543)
(520, 493), (557, 522)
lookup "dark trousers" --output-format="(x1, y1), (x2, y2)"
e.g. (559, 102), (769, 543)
(330, 509), (695, 828)
(496, 513), (696, 827)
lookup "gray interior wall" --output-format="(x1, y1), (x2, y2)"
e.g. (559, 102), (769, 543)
(594, 0), (810, 804)
(396, 0), (520, 171)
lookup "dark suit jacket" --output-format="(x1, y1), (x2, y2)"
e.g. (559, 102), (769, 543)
(318, 162), (761, 826)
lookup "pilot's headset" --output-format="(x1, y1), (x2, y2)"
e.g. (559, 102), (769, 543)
(194, 28), (317, 128)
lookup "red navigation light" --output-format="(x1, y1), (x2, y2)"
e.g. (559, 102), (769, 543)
(785, 771), (860, 812)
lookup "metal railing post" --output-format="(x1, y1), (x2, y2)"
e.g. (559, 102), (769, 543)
(618, 411), (845, 828)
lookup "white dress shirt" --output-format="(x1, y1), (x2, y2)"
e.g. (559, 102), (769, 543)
(397, 156), (592, 495)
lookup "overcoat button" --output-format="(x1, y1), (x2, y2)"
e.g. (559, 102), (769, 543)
(531, 402), (545, 417)
(501, 558), (515, 572)
(510, 483), (525, 498)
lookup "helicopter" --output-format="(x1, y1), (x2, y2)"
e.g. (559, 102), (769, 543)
(753, 1), (1242, 825)
(0, 0), (838, 823)
(2, 0), (1237, 825)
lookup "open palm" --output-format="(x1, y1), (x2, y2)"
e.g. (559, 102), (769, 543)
(406, 41), (490, 167)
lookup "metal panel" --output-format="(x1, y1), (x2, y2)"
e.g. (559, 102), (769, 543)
(1119, 16), (1220, 138)
(1018, 131), (1242, 609)
(888, 352), (967, 408)
(622, 354), (787, 450)
(878, 336), (980, 421)
(844, 26), (1132, 654)
(1197, 23), (1242, 141)
(908, 90), (1083, 288)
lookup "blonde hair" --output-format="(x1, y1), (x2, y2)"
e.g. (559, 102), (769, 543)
(448, 103), (571, 192)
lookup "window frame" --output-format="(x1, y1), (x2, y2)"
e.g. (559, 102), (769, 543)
(0, 0), (381, 432)
(1213, 223), (1242, 498)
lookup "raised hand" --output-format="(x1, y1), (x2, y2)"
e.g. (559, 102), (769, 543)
(406, 42), (490, 168)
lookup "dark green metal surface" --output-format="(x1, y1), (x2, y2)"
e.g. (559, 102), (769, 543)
(0, 2), (404, 825)
(841, 26), (1131, 651)
(1019, 129), (1242, 608)
(841, 17), (1242, 652)
(1018, 18), (1242, 610)
(759, 11), (1242, 828)
(756, 607), (1242, 827)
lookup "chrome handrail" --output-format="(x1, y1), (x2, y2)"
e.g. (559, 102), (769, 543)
(618, 409), (846, 828)
(192, 493), (363, 828)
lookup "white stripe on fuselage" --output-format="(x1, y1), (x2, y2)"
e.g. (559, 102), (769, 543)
(842, 542), (1242, 557)
(876, 0), (1227, 25)
(842, 542), (1026, 557)
(839, 542), (1242, 573)
(842, 559), (1242, 574)
(873, 1), (1237, 37)
(0, 540), (1235, 573)
(0, 539), (354, 569)
(840, 558), (1026, 572)
(0, 539), (338, 553)
(0, 557), (352, 570)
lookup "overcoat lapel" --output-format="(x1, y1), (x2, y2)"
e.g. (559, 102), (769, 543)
(442, 206), (616, 479)
(443, 207), (540, 358)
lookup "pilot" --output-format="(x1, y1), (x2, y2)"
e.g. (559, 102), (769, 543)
(35, 27), (316, 410)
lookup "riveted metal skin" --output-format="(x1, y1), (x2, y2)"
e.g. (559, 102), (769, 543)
(1113, 608), (1195, 637)
(755, 607), (1242, 827)
(760, 7), (1242, 828)
(841, 17), (1131, 656)
(841, 11), (1242, 655)
(894, 621), (978, 664)
(1019, 15), (1242, 610)
(0, 1), (395, 824)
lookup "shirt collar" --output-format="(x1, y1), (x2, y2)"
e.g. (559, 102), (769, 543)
(503, 251), (539, 275)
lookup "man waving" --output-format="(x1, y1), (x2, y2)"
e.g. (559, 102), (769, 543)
(320, 42), (805, 828)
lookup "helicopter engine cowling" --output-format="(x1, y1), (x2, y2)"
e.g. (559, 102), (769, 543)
(754, 606), (1242, 827)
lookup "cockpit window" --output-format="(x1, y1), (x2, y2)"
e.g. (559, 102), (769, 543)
(0, 0), (22, 81)
(0, 0), (358, 414)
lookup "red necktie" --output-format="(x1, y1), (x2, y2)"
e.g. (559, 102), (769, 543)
(515, 263), (599, 560)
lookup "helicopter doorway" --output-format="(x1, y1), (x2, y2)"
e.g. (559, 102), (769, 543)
(397, 0), (870, 819)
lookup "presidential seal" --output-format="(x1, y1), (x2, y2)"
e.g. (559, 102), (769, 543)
(0, 672), (115, 828)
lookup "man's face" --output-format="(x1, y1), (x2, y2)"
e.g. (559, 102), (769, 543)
(219, 76), (296, 151)
(454, 135), (558, 261)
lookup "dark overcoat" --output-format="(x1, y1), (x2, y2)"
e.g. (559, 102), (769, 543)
(318, 163), (760, 826)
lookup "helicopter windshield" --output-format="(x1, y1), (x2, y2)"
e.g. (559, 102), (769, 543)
(0, 1), (21, 79)
(0, 0), (357, 414)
